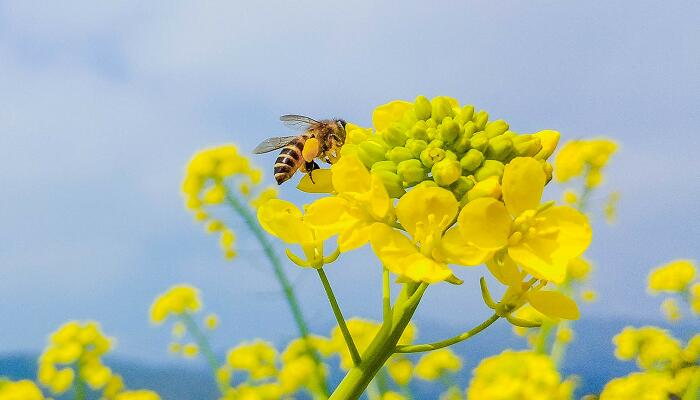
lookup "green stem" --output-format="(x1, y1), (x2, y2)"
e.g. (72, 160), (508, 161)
(224, 188), (328, 395)
(533, 321), (554, 354)
(395, 313), (500, 353)
(549, 319), (570, 367)
(383, 267), (392, 328)
(329, 283), (428, 400)
(180, 313), (221, 373)
(73, 373), (86, 400)
(317, 268), (361, 367)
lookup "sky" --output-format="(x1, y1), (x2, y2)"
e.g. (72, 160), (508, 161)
(0, 0), (698, 364)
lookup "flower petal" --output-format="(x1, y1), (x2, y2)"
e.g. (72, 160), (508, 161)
(457, 198), (511, 250)
(437, 227), (491, 266)
(539, 206), (592, 261)
(338, 221), (374, 252)
(502, 157), (546, 216)
(305, 196), (354, 241)
(396, 186), (457, 239)
(257, 199), (313, 244)
(372, 100), (413, 131)
(486, 254), (522, 286)
(368, 174), (392, 220)
(508, 238), (566, 283)
(528, 290), (580, 320)
(331, 156), (371, 194)
(297, 169), (334, 193)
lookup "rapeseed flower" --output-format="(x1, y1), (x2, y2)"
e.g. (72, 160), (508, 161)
(149, 285), (202, 324)
(226, 340), (278, 380)
(459, 157), (591, 283)
(113, 390), (161, 400)
(555, 139), (617, 187)
(647, 259), (696, 293)
(599, 372), (674, 400)
(414, 348), (462, 381)
(613, 326), (683, 370)
(0, 379), (46, 400)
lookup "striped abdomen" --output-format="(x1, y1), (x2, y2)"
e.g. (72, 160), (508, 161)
(274, 135), (308, 184)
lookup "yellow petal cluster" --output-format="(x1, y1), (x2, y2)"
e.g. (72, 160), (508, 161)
(599, 371), (690, 400)
(38, 321), (113, 395)
(554, 138), (618, 187)
(113, 390), (162, 400)
(149, 285), (202, 324)
(226, 340), (278, 380)
(414, 348), (462, 381)
(0, 379), (46, 400)
(466, 350), (575, 400)
(613, 326), (683, 370)
(647, 259), (696, 293)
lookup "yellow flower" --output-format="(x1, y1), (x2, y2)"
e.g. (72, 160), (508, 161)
(555, 139), (618, 185)
(661, 298), (682, 322)
(382, 392), (408, 400)
(305, 155), (396, 252)
(205, 313), (220, 330)
(226, 340), (278, 380)
(613, 326), (683, 371)
(257, 198), (336, 268)
(114, 390), (162, 400)
(599, 372), (674, 400)
(467, 350), (575, 400)
(647, 259), (696, 293)
(149, 285), (202, 324)
(182, 343), (199, 358)
(459, 157), (592, 283)
(691, 283), (700, 315)
(0, 380), (46, 400)
(370, 186), (490, 283)
(387, 357), (413, 386)
(415, 348), (462, 381)
(566, 257), (592, 281)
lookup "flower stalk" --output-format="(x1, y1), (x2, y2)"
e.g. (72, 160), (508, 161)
(317, 267), (362, 367)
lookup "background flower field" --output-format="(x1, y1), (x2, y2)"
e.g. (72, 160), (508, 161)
(0, 1), (698, 399)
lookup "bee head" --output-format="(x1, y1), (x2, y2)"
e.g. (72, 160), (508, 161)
(336, 119), (347, 129)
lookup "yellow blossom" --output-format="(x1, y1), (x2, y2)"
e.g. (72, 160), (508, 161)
(387, 357), (413, 386)
(0, 379), (46, 400)
(647, 259), (696, 293)
(613, 326), (683, 370)
(691, 283), (700, 315)
(414, 348), (462, 381)
(459, 157), (592, 283)
(226, 340), (278, 380)
(555, 139), (617, 186)
(149, 285), (202, 324)
(205, 313), (219, 330)
(581, 290), (597, 302)
(114, 390), (162, 400)
(182, 343), (199, 358)
(599, 372), (674, 400)
(382, 392), (408, 400)
(661, 298), (682, 321)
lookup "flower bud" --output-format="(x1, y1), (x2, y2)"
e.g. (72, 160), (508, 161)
(444, 150), (458, 161)
(452, 134), (471, 154)
(371, 170), (405, 198)
(371, 160), (397, 173)
(474, 160), (505, 181)
(470, 132), (489, 153)
(437, 117), (460, 144)
(386, 146), (415, 163)
(541, 160), (553, 182)
(405, 139), (428, 158)
(357, 140), (388, 168)
(415, 180), (438, 189)
(420, 147), (446, 168)
(473, 110), (489, 130)
(513, 138), (543, 157)
(533, 130), (560, 160)
(459, 105), (475, 123)
(408, 122), (429, 141)
(426, 127), (437, 140)
(427, 139), (445, 149)
(450, 176), (475, 199)
(431, 97), (454, 124)
(460, 149), (484, 172)
(466, 176), (502, 202)
(382, 124), (408, 147)
(485, 137), (514, 161)
(484, 120), (509, 138)
(397, 159), (427, 185)
(414, 95), (432, 120)
(432, 158), (462, 186)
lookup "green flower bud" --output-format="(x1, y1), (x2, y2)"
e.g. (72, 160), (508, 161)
(371, 160), (397, 173)
(386, 146), (415, 163)
(426, 127), (437, 140)
(414, 95), (432, 120)
(444, 150), (458, 161)
(428, 139), (445, 149)
(485, 137), (514, 161)
(382, 124), (408, 147)
(397, 159), (427, 186)
(470, 132), (489, 153)
(460, 149), (484, 172)
(462, 121), (477, 139)
(511, 134), (533, 144)
(450, 176), (475, 200)
(473, 110), (489, 130)
(371, 170), (405, 198)
(459, 105), (475, 123)
(426, 118), (437, 129)
(466, 176), (502, 202)
(420, 147), (446, 168)
(452, 135), (471, 154)
(484, 120), (509, 138)
(431, 158), (462, 186)
(501, 130), (517, 140)
(431, 97), (454, 124)
(513, 138), (543, 157)
(405, 139), (428, 158)
(415, 180), (438, 189)
(437, 117), (460, 144)
(408, 122), (429, 141)
(357, 140), (388, 168)
(474, 160), (505, 181)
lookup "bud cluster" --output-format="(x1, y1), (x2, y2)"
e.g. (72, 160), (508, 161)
(341, 96), (559, 205)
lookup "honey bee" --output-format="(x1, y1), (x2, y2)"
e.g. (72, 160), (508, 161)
(253, 115), (347, 185)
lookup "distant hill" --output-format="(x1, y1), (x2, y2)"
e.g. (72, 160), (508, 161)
(1, 317), (697, 399)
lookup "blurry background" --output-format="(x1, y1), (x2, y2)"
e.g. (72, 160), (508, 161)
(0, 0), (698, 396)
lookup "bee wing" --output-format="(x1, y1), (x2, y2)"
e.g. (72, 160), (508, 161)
(252, 136), (298, 154)
(280, 114), (319, 131)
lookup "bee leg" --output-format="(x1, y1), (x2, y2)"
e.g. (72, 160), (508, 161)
(305, 161), (320, 183)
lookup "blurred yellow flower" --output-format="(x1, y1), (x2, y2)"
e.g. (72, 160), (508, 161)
(661, 298), (682, 322)
(467, 350), (575, 400)
(0, 379), (46, 400)
(555, 139), (617, 187)
(414, 348), (463, 381)
(613, 326), (683, 370)
(226, 340), (278, 380)
(182, 343), (199, 358)
(599, 372), (674, 400)
(113, 390), (162, 400)
(647, 259), (696, 293)
(459, 157), (592, 283)
(149, 285), (202, 324)
(204, 313), (220, 330)
(387, 357), (413, 386)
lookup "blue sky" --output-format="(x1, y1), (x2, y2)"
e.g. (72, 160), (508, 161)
(0, 1), (698, 363)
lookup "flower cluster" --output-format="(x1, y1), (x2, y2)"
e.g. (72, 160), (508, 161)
(0, 379), (46, 400)
(647, 259), (699, 320)
(466, 350), (576, 400)
(554, 138), (617, 188)
(182, 145), (277, 260)
(150, 285), (202, 324)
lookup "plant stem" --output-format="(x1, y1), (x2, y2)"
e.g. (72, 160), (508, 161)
(383, 267), (392, 327)
(329, 283), (428, 400)
(317, 267), (361, 367)
(180, 313), (221, 373)
(395, 313), (500, 353)
(73, 374), (86, 400)
(224, 188), (328, 395)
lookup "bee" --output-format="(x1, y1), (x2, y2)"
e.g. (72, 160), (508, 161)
(253, 115), (347, 185)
